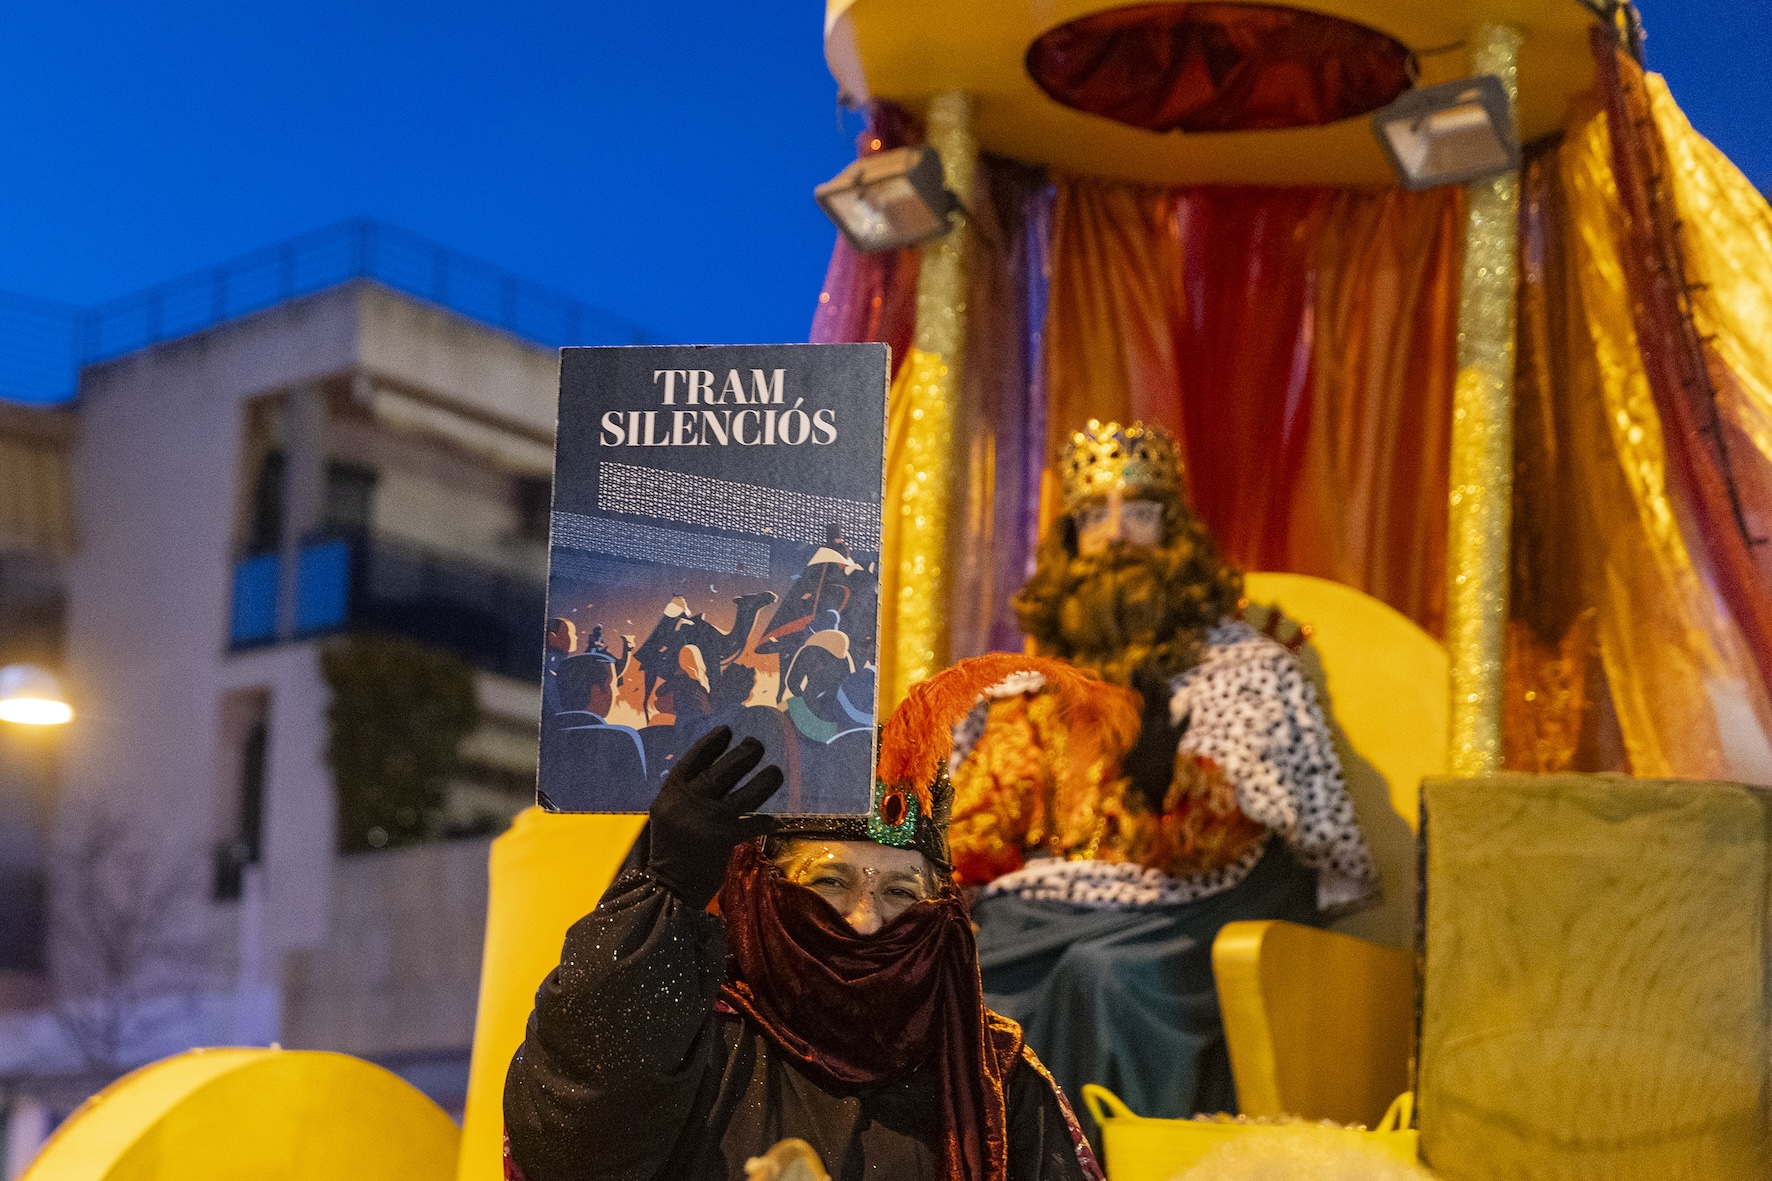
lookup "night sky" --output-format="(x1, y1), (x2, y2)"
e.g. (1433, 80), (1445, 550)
(0, 1), (1762, 383)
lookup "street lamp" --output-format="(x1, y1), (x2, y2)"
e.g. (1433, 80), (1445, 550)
(0, 663), (73, 725)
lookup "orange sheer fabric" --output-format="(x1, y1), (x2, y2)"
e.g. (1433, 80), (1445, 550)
(1514, 97), (1772, 780)
(1304, 189), (1461, 635)
(1043, 177), (1459, 636)
(1594, 42), (1772, 712)
(1044, 179), (1189, 451)
(1507, 142), (1631, 774)
(1508, 142), (1610, 773)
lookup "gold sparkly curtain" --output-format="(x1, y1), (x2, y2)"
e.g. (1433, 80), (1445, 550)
(1504, 98), (1769, 779)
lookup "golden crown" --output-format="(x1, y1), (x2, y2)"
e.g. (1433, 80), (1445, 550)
(1058, 419), (1185, 510)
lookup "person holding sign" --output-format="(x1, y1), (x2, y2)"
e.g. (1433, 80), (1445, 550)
(948, 420), (1379, 1127)
(504, 655), (1111, 1181)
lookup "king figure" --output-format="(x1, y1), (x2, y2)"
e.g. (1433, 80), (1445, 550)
(947, 419), (1379, 1134)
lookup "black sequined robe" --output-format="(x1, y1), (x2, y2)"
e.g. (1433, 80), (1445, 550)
(504, 871), (1099, 1181)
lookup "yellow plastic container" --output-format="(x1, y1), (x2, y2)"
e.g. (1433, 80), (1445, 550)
(1081, 1086), (1420, 1181)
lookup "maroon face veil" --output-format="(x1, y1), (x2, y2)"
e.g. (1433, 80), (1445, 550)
(717, 841), (1024, 1181)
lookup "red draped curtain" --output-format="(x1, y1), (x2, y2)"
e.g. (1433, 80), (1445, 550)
(1044, 179), (1461, 636)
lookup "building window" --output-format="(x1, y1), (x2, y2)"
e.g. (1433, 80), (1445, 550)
(246, 451), (285, 556)
(323, 461), (378, 537)
(513, 475), (552, 544)
(244, 452), (377, 556)
(214, 692), (270, 901)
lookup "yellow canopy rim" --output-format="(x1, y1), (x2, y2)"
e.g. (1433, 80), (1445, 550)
(826, 0), (1608, 185)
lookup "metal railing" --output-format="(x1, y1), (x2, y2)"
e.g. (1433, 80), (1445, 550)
(0, 219), (648, 404)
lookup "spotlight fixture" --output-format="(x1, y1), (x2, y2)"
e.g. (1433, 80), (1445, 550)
(1371, 74), (1521, 191)
(815, 145), (958, 253)
(0, 662), (72, 725)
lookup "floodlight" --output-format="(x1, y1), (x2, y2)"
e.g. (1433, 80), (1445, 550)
(0, 663), (73, 725)
(815, 145), (958, 253)
(1372, 75), (1521, 191)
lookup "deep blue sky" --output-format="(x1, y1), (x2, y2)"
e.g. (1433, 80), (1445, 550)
(0, 1), (1763, 363)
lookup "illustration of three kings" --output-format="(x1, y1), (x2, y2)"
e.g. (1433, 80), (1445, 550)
(507, 419), (1379, 1181)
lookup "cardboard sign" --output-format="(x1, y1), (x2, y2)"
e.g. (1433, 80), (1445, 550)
(538, 344), (888, 813)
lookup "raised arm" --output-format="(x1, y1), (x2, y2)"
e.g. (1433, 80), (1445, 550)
(504, 727), (782, 1181)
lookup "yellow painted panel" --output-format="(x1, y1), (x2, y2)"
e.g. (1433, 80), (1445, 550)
(21, 1048), (457, 1181)
(456, 809), (648, 1181)
(826, 0), (1603, 185)
(1419, 775), (1771, 1179)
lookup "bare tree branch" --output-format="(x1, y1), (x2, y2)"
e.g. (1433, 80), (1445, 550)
(49, 807), (208, 1072)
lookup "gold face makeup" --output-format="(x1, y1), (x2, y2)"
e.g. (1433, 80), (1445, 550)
(771, 839), (936, 934)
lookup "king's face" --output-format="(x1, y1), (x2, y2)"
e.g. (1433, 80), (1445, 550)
(1075, 489), (1165, 555)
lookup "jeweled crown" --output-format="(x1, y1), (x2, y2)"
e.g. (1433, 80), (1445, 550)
(1059, 419), (1184, 510)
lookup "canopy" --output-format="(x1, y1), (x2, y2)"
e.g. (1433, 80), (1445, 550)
(813, 13), (1772, 784)
(825, 0), (1603, 185)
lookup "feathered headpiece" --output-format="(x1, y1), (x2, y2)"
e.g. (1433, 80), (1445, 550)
(776, 653), (1142, 869)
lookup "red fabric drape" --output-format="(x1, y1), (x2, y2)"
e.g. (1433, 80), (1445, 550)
(1025, 2), (1414, 133)
(1173, 187), (1325, 576)
(1044, 178), (1460, 636)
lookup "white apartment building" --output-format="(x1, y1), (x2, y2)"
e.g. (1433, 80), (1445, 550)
(0, 231), (634, 1151)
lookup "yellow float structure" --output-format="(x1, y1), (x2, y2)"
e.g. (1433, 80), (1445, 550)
(18, 1048), (459, 1181)
(813, 0), (1772, 1175)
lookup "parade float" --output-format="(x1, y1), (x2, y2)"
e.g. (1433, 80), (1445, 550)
(19, 2), (1772, 1180)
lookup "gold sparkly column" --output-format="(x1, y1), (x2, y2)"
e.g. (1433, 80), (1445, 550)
(883, 90), (975, 709)
(1446, 25), (1521, 774)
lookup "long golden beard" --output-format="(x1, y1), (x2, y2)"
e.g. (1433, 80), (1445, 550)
(1013, 525), (1242, 688)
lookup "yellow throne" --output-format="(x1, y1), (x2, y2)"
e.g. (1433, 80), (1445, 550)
(1212, 572), (1442, 1129)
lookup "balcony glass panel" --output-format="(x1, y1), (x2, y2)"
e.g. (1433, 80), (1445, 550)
(228, 536), (543, 679)
(295, 537), (353, 634)
(229, 552), (280, 646)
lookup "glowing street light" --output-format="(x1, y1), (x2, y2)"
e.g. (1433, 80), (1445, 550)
(0, 663), (73, 725)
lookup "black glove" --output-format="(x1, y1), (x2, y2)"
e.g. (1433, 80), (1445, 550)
(1123, 670), (1183, 813)
(645, 726), (783, 908)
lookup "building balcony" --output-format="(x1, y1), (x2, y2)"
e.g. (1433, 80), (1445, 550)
(228, 535), (545, 682)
